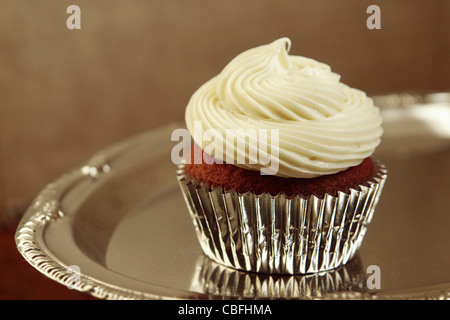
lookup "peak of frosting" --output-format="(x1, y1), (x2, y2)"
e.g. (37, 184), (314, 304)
(185, 38), (383, 178)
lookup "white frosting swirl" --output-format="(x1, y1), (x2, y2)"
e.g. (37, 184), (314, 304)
(185, 38), (383, 178)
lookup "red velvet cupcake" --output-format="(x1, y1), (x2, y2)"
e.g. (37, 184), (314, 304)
(177, 38), (387, 274)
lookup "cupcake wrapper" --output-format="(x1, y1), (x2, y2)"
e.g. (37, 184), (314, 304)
(177, 161), (387, 275)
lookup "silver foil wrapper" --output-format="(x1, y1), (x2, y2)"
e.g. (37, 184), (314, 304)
(177, 161), (387, 275)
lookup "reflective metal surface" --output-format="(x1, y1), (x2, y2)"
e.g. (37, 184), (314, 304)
(15, 99), (450, 299)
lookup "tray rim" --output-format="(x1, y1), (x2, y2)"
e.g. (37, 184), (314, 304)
(14, 122), (450, 300)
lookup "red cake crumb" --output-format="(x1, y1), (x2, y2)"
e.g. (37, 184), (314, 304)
(184, 145), (375, 198)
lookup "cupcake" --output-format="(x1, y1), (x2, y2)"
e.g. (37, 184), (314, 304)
(176, 38), (387, 274)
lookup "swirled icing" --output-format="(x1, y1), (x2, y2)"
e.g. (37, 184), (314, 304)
(185, 38), (382, 178)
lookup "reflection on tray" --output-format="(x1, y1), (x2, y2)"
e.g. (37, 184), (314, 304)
(190, 254), (369, 299)
(372, 92), (450, 109)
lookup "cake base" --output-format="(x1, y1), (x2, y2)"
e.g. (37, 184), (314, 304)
(185, 145), (375, 198)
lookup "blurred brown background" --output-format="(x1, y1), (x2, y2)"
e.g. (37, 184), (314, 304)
(0, 0), (449, 299)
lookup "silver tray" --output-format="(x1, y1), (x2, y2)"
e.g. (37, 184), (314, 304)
(15, 99), (450, 300)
